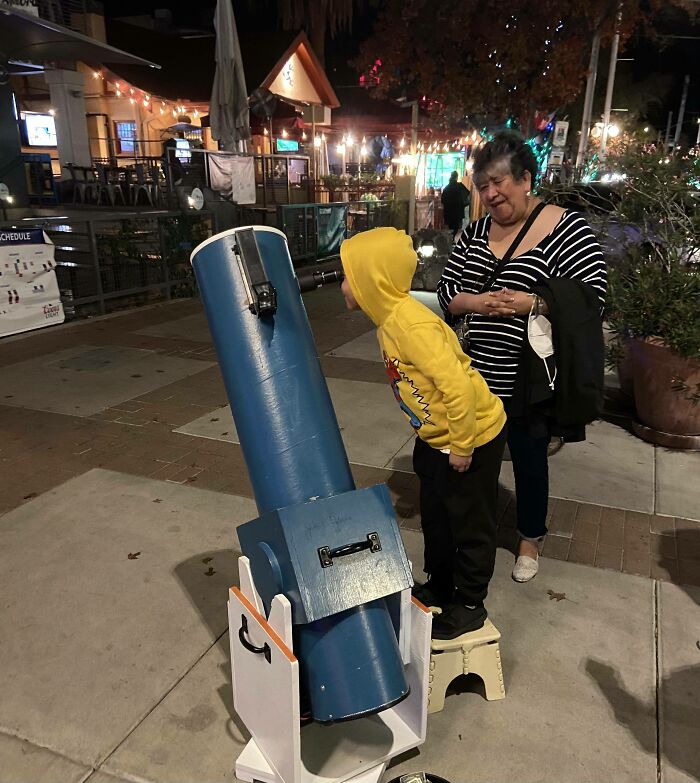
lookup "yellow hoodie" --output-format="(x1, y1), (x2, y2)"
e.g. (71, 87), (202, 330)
(341, 227), (505, 457)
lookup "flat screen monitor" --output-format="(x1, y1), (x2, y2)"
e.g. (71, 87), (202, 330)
(175, 138), (191, 163)
(276, 138), (299, 152)
(23, 113), (57, 147)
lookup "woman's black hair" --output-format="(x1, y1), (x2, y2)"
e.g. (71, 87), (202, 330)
(472, 130), (538, 184)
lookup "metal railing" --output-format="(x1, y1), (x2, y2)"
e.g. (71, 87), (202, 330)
(1, 210), (226, 318)
(278, 199), (410, 264)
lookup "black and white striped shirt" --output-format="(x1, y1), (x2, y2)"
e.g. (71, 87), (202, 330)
(437, 210), (607, 398)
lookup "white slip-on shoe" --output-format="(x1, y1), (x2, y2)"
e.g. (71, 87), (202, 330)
(512, 555), (539, 583)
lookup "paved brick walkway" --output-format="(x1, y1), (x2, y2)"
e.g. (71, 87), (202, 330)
(1, 294), (698, 589)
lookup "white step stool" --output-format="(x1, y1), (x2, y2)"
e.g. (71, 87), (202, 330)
(427, 618), (505, 713)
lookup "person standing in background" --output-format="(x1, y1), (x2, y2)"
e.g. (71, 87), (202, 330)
(441, 171), (471, 238)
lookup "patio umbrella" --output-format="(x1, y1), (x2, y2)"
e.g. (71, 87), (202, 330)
(209, 0), (250, 151)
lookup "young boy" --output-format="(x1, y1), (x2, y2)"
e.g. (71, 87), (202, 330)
(340, 227), (507, 639)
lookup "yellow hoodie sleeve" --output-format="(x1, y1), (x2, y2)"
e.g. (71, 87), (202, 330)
(402, 323), (477, 457)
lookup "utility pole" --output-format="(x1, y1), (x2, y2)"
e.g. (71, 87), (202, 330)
(664, 111), (673, 150)
(600, 3), (623, 158)
(673, 74), (690, 151)
(409, 99), (418, 235)
(576, 28), (602, 169)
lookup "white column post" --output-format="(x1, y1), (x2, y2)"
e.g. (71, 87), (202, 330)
(45, 69), (91, 169)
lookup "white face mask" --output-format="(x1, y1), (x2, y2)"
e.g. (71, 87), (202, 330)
(528, 302), (557, 389)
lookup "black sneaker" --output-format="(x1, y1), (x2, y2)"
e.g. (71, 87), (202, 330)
(431, 603), (487, 639)
(411, 580), (453, 609)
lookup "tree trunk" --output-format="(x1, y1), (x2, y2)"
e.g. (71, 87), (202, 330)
(309, 15), (326, 66)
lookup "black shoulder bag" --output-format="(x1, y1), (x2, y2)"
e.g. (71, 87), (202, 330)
(453, 202), (546, 351)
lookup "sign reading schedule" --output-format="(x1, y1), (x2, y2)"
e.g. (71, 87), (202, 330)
(0, 229), (65, 338)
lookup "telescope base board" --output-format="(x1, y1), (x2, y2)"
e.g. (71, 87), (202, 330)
(230, 557), (432, 783)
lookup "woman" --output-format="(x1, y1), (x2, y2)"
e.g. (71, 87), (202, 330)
(437, 130), (606, 582)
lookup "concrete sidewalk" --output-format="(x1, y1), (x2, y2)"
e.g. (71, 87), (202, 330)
(1, 469), (698, 783)
(1, 293), (699, 782)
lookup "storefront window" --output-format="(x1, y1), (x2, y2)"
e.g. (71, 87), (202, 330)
(114, 121), (137, 154)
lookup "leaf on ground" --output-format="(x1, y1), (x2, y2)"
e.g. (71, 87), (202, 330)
(221, 432), (229, 436)
(204, 566), (216, 576)
(23, 492), (37, 501)
(153, 498), (163, 503)
(210, 417), (219, 422)
(128, 552), (141, 560)
(202, 556), (213, 564)
(547, 589), (567, 602)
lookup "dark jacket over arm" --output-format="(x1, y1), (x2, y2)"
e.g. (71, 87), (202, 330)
(510, 278), (605, 441)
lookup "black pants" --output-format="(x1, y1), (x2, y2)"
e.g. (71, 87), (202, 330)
(507, 416), (550, 541)
(412, 428), (507, 606)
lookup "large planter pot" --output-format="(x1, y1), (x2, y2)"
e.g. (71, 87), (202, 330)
(617, 337), (635, 399)
(629, 337), (700, 448)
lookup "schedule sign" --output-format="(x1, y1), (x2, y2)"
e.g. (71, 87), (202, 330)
(0, 229), (65, 337)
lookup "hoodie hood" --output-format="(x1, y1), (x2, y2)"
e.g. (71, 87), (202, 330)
(340, 227), (417, 326)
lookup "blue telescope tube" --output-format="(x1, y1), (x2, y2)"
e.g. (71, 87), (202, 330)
(190, 226), (408, 723)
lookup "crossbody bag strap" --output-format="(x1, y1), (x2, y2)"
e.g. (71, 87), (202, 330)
(478, 201), (547, 294)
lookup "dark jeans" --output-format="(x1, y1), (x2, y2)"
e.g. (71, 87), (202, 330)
(507, 416), (550, 540)
(412, 427), (507, 606)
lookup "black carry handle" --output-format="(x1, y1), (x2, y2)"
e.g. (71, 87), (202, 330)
(238, 614), (271, 663)
(318, 532), (382, 568)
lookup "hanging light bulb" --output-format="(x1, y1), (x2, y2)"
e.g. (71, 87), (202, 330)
(116, 89), (121, 97)
(130, 98), (136, 105)
(160, 107), (165, 115)
(347, 132), (354, 145)
(263, 127), (268, 135)
(193, 109), (199, 118)
(321, 132), (326, 141)
(362, 135), (366, 144)
(302, 131), (307, 140)
(400, 136), (406, 148)
(282, 129), (288, 138)
(360, 144), (368, 158)
(314, 135), (321, 148)
(130, 88), (134, 95)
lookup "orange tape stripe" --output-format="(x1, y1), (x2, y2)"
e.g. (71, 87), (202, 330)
(411, 595), (431, 613)
(231, 586), (297, 663)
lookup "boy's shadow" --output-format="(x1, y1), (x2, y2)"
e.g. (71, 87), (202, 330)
(585, 527), (700, 781)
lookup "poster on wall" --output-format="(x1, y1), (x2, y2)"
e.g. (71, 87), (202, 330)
(0, 229), (65, 338)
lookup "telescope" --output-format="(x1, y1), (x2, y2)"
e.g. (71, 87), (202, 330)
(296, 267), (344, 294)
(190, 226), (413, 724)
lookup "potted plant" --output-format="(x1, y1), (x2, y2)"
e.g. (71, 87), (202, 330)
(604, 146), (700, 448)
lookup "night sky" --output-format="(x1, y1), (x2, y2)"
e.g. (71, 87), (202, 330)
(103, 0), (699, 142)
